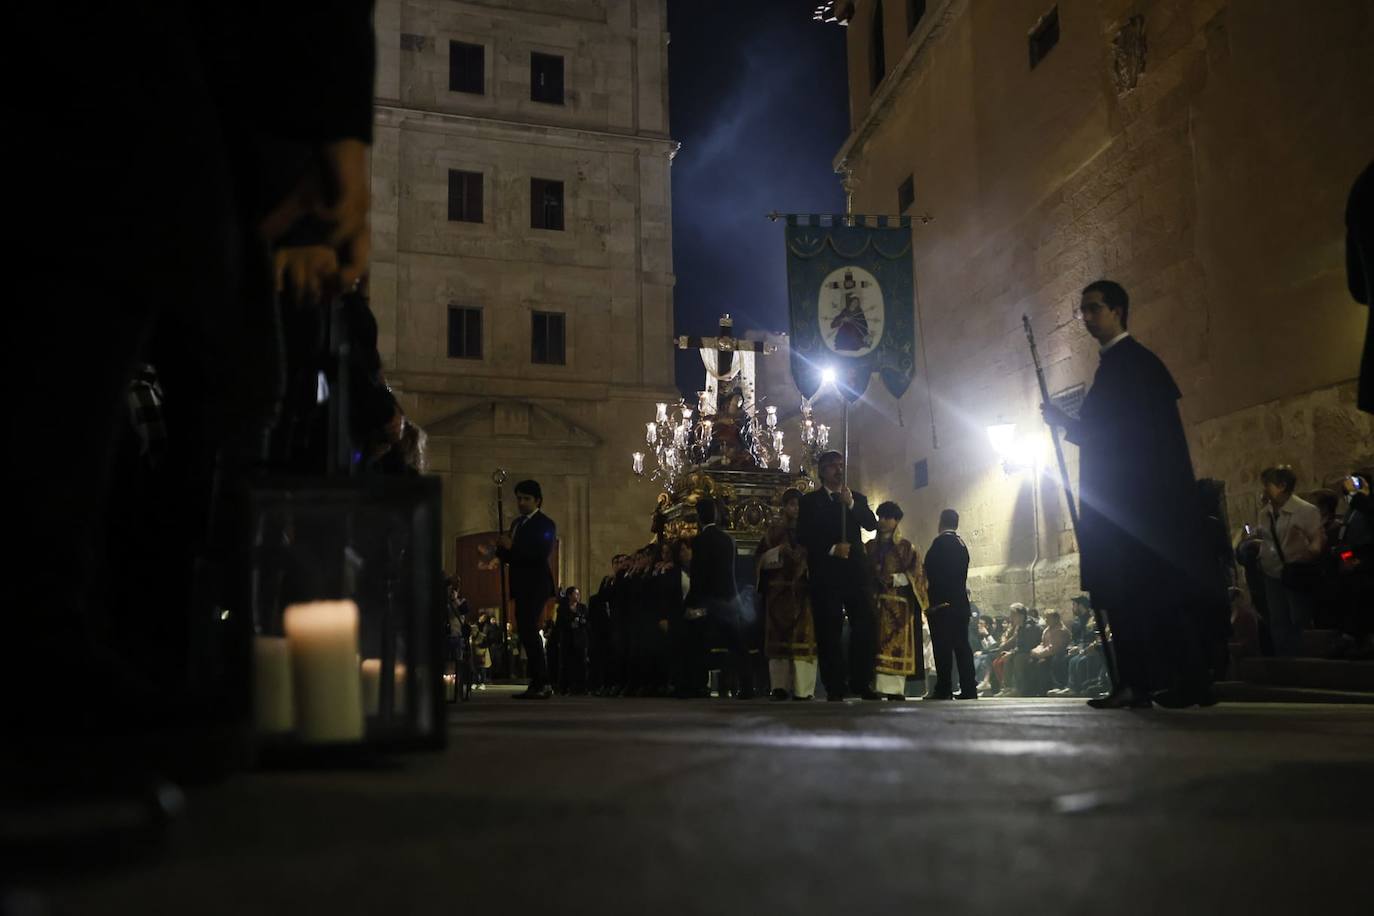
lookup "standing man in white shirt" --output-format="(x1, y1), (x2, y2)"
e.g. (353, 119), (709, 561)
(1245, 466), (1325, 656)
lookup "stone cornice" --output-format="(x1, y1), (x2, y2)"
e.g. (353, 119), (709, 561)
(388, 370), (679, 402)
(832, 0), (966, 169)
(375, 103), (679, 156)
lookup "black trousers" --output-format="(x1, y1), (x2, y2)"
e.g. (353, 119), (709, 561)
(930, 605), (977, 697)
(810, 580), (876, 697)
(515, 596), (549, 689)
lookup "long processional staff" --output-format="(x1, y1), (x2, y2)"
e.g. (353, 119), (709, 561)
(1041, 280), (1217, 709)
(483, 479), (557, 700)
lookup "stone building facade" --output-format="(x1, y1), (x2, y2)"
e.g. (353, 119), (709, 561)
(370, 0), (676, 594)
(825, 0), (1374, 609)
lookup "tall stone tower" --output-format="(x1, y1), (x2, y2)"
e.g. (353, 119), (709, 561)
(370, 0), (677, 597)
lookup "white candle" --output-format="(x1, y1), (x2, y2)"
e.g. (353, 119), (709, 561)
(284, 601), (364, 743)
(361, 658), (408, 716)
(252, 636), (294, 735)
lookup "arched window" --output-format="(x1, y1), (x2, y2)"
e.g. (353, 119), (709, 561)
(870, 0), (887, 91)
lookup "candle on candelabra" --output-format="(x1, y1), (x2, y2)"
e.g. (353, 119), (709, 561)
(283, 600), (364, 743)
(780, 454), (791, 473)
(655, 402), (669, 423)
(646, 421), (657, 445)
(698, 390), (710, 413)
(772, 430), (784, 453)
(766, 405), (778, 428)
(632, 451), (645, 475)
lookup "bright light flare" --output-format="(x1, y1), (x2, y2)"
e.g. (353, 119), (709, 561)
(821, 367), (838, 387)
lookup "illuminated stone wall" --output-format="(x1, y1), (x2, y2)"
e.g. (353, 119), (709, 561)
(833, 0), (1374, 613)
(370, 0), (677, 591)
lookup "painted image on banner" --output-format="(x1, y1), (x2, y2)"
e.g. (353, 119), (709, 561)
(819, 267), (884, 356)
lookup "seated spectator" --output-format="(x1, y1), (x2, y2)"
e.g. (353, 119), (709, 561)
(1329, 472), (1374, 659)
(1020, 609), (1071, 696)
(990, 604), (1038, 696)
(972, 616), (998, 687)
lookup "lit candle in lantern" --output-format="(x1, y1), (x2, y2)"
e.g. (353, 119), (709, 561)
(283, 601), (364, 743)
(780, 454), (791, 473)
(655, 402), (668, 423)
(360, 658), (408, 716)
(682, 407), (693, 421)
(766, 405), (778, 428)
(646, 421), (657, 445)
(697, 390), (709, 412)
(632, 451), (645, 475)
(443, 672), (457, 702)
(252, 635), (294, 735)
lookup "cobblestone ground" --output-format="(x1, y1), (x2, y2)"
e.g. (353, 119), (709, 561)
(41, 691), (1374, 915)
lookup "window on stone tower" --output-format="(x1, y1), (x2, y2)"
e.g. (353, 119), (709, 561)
(906, 0), (926, 34)
(898, 175), (915, 213)
(447, 169), (483, 223)
(870, 0), (887, 91)
(449, 41), (484, 94)
(1029, 6), (1060, 70)
(530, 178), (565, 231)
(531, 52), (565, 104)
(447, 306), (483, 360)
(531, 311), (566, 365)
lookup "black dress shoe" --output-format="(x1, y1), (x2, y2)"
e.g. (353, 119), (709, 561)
(825, 694), (846, 702)
(887, 694), (907, 701)
(769, 689), (790, 701)
(513, 686), (553, 700)
(956, 692), (978, 700)
(1087, 688), (1151, 709)
(792, 695), (814, 702)
(922, 692), (953, 701)
(1152, 685), (1218, 709)
(857, 688), (885, 701)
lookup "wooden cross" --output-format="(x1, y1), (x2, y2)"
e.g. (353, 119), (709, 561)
(675, 314), (775, 356)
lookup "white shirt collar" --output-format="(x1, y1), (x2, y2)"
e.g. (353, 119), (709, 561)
(1100, 331), (1131, 353)
(702, 522), (716, 530)
(939, 528), (958, 536)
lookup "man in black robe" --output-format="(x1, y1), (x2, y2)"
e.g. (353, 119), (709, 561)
(1042, 280), (1216, 708)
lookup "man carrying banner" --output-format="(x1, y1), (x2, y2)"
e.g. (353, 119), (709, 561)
(1041, 280), (1215, 709)
(798, 450), (880, 701)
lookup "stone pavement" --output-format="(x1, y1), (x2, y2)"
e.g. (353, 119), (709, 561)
(38, 691), (1374, 915)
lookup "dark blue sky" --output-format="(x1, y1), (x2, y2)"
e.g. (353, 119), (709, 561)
(667, 1), (849, 392)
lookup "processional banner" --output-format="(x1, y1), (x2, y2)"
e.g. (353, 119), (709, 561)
(783, 215), (916, 402)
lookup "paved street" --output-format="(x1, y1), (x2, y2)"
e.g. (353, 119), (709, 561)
(42, 692), (1374, 915)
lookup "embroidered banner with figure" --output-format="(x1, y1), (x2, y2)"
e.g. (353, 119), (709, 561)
(783, 215), (917, 402)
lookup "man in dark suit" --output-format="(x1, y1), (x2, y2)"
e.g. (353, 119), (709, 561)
(797, 450), (880, 701)
(1042, 279), (1215, 709)
(489, 479), (557, 700)
(685, 499), (749, 698)
(923, 509), (978, 700)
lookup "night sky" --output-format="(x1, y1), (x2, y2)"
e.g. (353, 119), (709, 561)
(667, 1), (849, 394)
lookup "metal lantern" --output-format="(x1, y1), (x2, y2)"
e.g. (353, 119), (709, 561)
(247, 475), (445, 753)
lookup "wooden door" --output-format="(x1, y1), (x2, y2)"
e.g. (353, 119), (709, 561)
(453, 532), (560, 627)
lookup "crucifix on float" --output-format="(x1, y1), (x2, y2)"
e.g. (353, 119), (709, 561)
(676, 314), (777, 416)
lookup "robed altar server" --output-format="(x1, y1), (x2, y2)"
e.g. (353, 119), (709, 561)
(1042, 280), (1216, 708)
(866, 501), (925, 700)
(797, 450), (880, 701)
(756, 488), (817, 700)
